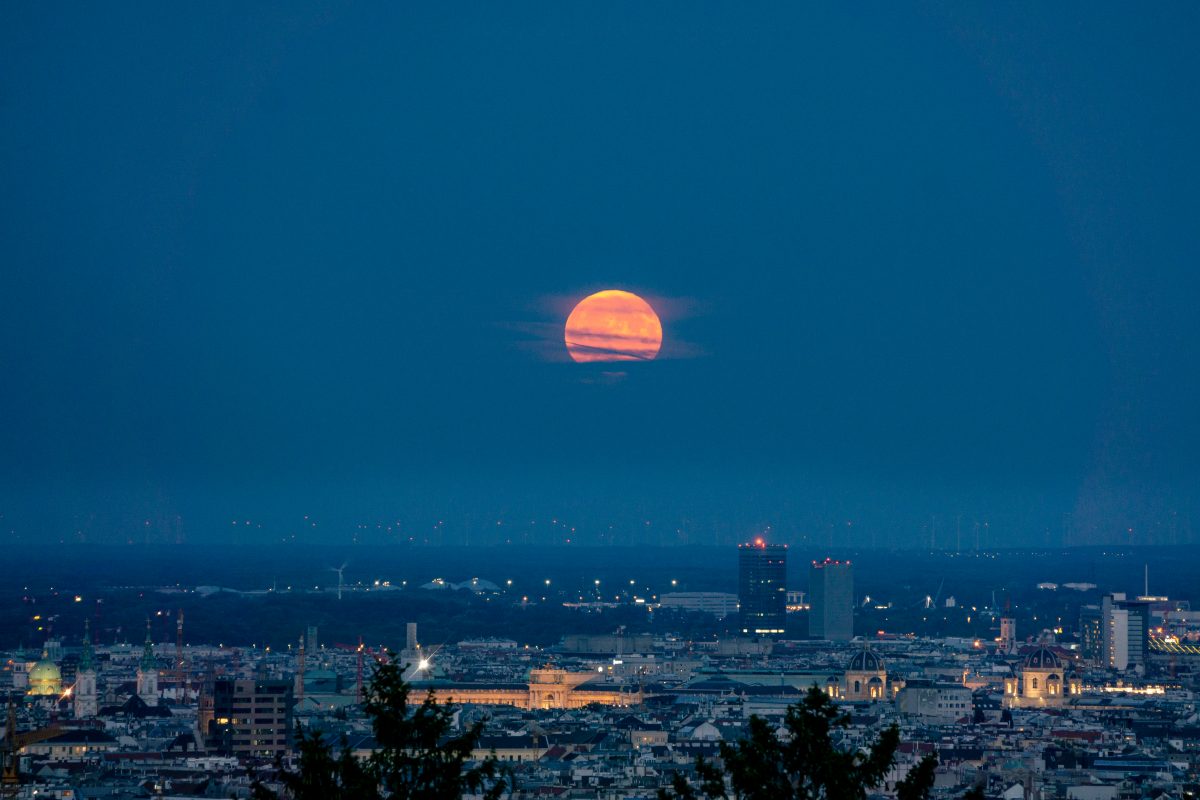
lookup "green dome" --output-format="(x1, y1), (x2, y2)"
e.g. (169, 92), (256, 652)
(28, 652), (62, 696)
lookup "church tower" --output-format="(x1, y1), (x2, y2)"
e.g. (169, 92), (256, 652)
(74, 619), (98, 718)
(136, 620), (159, 706)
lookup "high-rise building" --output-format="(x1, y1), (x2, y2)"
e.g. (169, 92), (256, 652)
(738, 540), (787, 637)
(1101, 593), (1149, 672)
(305, 625), (319, 656)
(1107, 607), (1131, 671)
(204, 678), (294, 758)
(809, 559), (854, 642)
(1079, 604), (1104, 665)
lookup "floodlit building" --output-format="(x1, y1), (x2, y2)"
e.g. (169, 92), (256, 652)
(26, 650), (62, 697)
(409, 668), (644, 710)
(842, 647), (888, 701)
(1003, 647), (1082, 708)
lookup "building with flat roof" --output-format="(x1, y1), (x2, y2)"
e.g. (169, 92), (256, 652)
(809, 559), (853, 642)
(1102, 593), (1150, 672)
(738, 540), (787, 637)
(203, 678), (294, 758)
(660, 592), (739, 619)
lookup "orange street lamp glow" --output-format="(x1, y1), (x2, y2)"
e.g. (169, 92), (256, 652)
(564, 290), (662, 363)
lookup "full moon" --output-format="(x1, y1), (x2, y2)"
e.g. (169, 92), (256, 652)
(564, 290), (663, 363)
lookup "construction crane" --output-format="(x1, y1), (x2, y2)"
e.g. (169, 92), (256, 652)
(1, 696), (15, 797)
(2, 694), (65, 797)
(333, 639), (390, 703)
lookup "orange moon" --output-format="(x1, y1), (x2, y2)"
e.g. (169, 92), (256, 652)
(564, 290), (663, 363)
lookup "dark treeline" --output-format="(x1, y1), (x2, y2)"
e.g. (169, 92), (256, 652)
(3, 544), (1196, 649)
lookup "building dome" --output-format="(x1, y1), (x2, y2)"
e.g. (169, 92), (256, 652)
(846, 649), (885, 672)
(1023, 647), (1061, 670)
(28, 652), (62, 696)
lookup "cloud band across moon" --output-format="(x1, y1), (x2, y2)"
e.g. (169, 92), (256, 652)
(564, 290), (663, 363)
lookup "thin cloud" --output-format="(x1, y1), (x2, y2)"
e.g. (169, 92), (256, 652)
(505, 291), (706, 363)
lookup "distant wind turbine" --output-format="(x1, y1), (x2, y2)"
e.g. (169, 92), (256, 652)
(329, 562), (348, 600)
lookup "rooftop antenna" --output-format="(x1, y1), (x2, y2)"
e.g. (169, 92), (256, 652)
(1144, 563), (1149, 597)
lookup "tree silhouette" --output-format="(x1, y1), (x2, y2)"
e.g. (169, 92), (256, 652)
(252, 727), (379, 800)
(365, 656), (508, 799)
(660, 686), (915, 800)
(659, 689), (988, 800)
(254, 657), (509, 799)
(896, 753), (939, 800)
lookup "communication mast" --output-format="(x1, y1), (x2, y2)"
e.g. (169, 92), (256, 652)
(175, 610), (186, 704)
(297, 633), (306, 702)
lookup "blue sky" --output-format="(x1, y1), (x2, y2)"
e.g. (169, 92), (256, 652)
(2, 3), (1197, 546)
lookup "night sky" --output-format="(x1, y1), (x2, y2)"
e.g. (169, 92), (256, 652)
(2, 4), (1198, 547)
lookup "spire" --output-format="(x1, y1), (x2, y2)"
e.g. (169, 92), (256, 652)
(140, 618), (155, 671)
(79, 619), (95, 672)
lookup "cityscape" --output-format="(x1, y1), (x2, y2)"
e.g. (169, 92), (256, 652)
(2, 541), (1199, 798)
(4, 2), (1200, 799)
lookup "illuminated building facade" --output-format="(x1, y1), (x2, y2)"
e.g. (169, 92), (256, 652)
(409, 669), (643, 710)
(26, 651), (62, 697)
(738, 541), (787, 637)
(842, 647), (888, 701)
(809, 559), (853, 642)
(1004, 647), (1082, 708)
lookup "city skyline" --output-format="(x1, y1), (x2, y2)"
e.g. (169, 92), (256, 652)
(4, 4), (1200, 798)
